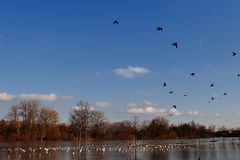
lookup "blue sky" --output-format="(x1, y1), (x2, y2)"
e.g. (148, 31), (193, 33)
(0, 0), (240, 128)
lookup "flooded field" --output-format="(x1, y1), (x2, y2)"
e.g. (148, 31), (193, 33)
(0, 138), (240, 160)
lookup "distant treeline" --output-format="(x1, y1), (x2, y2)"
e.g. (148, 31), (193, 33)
(0, 100), (235, 142)
(214, 130), (240, 137)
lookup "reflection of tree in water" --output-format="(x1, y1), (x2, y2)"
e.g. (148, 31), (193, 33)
(149, 149), (169, 160)
(7, 147), (58, 160)
(181, 149), (191, 160)
(86, 147), (105, 160)
(77, 149), (87, 160)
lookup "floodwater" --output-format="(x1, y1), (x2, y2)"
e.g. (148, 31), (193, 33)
(0, 138), (240, 160)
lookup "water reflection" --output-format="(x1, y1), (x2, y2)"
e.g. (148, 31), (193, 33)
(0, 138), (240, 160)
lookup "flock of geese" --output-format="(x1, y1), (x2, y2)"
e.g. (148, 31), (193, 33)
(2, 139), (240, 159)
(113, 20), (239, 110)
(2, 143), (191, 159)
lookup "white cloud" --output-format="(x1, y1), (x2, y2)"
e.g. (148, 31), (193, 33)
(215, 113), (220, 117)
(61, 95), (75, 100)
(74, 105), (95, 111)
(144, 101), (156, 106)
(187, 111), (200, 116)
(128, 102), (137, 108)
(126, 101), (200, 117)
(18, 93), (58, 101)
(127, 107), (145, 114)
(0, 92), (74, 102)
(169, 108), (182, 116)
(95, 101), (111, 108)
(127, 106), (166, 114)
(114, 66), (150, 78)
(169, 108), (200, 116)
(0, 92), (14, 101)
(127, 102), (166, 115)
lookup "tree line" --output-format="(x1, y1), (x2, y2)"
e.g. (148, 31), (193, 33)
(0, 100), (234, 142)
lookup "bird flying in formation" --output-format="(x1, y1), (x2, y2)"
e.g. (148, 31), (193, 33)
(113, 20), (119, 25)
(190, 73), (195, 76)
(210, 83), (214, 87)
(109, 20), (237, 106)
(156, 26), (163, 31)
(172, 42), (178, 48)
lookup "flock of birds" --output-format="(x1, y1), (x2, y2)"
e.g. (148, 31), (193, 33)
(113, 20), (239, 111)
(1, 143), (192, 159)
(1, 20), (239, 160)
(1, 139), (240, 160)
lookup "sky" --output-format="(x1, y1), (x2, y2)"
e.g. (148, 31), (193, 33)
(0, 0), (240, 129)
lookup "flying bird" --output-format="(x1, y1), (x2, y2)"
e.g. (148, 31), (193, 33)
(237, 73), (240, 77)
(210, 83), (214, 87)
(190, 73), (195, 76)
(172, 105), (177, 109)
(113, 20), (119, 25)
(172, 42), (178, 48)
(211, 97), (215, 100)
(184, 95), (187, 97)
(163, 82), (167, 86)
(224, 92), (227, 96)
(156, 26), (163, 31)
(232, 52), (237, 56)
(169, 91), (173, 94)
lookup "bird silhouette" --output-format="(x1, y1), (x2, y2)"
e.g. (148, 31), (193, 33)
(184, 94), (187, 97)
(172, 105), (177, 109)
(211, 97), (215, 100)
(113, 20), (119, 25)
(163, 82), (167, 86)
(169, 91), (173, 94)
(190, 73), (195, 76)
(156, 26), (163, 31)
(172, 42), (178, 48)
(233, 52), (237, 56)
(237, 73), (240, 77)
(224, 92), (227, 96)
(210, 83), (214, 87)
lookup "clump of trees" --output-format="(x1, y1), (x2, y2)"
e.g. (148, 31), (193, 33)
(0, 100), (236, 142)
(0, 100), (60, 141)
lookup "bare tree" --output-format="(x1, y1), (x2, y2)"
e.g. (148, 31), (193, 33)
(69, 101), (92, 145)
(131, 115), (139, 145)
(18, 100), (39, 139)
(148, 117), (169, 139)
(7, 105), (19, 121)
(7, 105), (21, 139)
(37, 107), (59, 141)
(131, 115), (140, 160)
(90, 111), (105, 139)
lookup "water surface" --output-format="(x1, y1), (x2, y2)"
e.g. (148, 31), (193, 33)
(0, 138), (240, 160)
